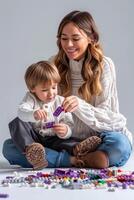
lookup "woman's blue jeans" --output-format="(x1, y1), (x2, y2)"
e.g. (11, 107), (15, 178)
(98, 131), (132, 167)
(2, 131), (132, 168)
(2, 139), (71, 168)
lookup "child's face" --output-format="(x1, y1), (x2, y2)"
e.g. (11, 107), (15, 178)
(31, 81), (58, 103)
(60, 22), (90, 61)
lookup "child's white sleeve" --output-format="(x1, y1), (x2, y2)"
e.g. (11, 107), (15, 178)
(18, 92), (39, 122)
(58, 112), (74, 139)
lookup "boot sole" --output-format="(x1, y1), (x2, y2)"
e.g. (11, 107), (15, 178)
(73, 136), (101, 156)
(26, 143), (48, 170)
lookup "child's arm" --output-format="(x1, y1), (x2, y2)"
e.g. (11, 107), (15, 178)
(51, 95), (74, 139)
(33, 109), (47, 121)
(53, 123), (72, 139)
(53, 109), (74, 139)
(18, 92), (45, 122)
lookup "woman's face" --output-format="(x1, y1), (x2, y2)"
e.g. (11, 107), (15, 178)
(60, 22), (89, 61)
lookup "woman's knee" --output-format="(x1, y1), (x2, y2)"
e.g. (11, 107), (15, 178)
(2, 139), (14, 159)
(101, 132), (131, 151)
(113, 134), (132, 166)
(99, 132), (132, 167)
(111, 133), (132, 154)
(2, 138), (32, 168)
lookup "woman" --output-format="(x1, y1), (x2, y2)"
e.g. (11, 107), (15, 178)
(3, 10), (132, 169)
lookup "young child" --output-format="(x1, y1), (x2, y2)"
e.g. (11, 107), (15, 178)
(10, 61), (101, 170)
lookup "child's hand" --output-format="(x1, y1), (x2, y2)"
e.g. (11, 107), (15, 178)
(33, 109), (47, 121)
(53, 123), (68, 138)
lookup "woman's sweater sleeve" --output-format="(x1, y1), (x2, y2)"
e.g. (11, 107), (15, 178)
(73, 57), (126, 132)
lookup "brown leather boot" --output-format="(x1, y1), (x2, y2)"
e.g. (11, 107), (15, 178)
(74, 150), (109, 169)
(25, 143), (48, 170)
(73, 136), (102, 156)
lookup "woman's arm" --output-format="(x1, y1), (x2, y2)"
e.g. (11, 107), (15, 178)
(63, 57), (126, 132)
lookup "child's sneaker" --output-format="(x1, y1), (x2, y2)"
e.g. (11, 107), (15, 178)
(25, 143), (48, 170)
(73, 136), (101, 156)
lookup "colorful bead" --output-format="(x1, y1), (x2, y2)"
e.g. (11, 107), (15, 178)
(0, 193), (9, 198)
(1, 168), (134, 191)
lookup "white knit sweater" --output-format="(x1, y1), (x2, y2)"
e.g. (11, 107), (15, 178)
(49, 56), (133, 145)
(18, 93), (74, 139)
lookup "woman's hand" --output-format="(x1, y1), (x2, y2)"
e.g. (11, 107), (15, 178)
(33, 109), (47, 121)
(53, 123), (68, 138)
(62, 96), (79, 112)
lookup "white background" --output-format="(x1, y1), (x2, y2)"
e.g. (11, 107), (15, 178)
(0, 0), (134, 158)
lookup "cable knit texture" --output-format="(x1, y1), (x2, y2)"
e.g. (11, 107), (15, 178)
(49, 56), (133, 145)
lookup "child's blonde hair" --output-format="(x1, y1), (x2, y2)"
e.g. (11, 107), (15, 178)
(25, 61), (61, 91)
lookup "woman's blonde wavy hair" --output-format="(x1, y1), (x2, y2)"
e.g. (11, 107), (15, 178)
(55, 10), (104, 103)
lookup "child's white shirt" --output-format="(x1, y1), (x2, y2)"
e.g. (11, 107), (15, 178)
(18, 92), (74, 139)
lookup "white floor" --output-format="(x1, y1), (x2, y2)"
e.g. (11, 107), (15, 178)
(0, 153), (134, 200)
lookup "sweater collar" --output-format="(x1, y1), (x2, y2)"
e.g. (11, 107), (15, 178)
(69, 58), (84, 72)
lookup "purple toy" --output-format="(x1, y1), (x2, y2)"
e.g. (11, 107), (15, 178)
(43, 106), (64, 129)
(43, 121), (55, 129)
(53, 106), (64, 117)
(0, 193), (9, 198)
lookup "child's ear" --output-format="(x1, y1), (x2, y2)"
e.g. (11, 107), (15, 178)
(88, 38), (91, 44)
(31, 88), (35, 93)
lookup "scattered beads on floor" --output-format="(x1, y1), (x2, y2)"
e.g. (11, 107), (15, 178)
(1, 168), (134, 192)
